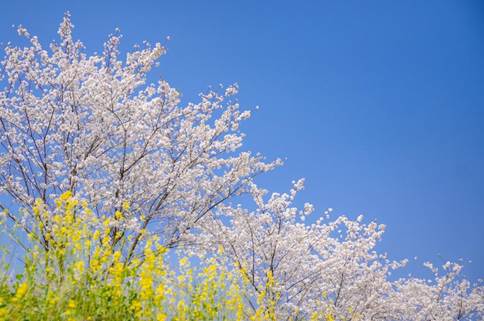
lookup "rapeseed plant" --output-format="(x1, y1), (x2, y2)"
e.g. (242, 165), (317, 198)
(0, 193), (283, 321)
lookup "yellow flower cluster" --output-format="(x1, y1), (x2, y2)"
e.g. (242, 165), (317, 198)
(251, 270), (279, 321)
(0, 193), (261, 321)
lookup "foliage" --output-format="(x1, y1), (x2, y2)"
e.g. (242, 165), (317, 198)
(0, 193), (258, 321)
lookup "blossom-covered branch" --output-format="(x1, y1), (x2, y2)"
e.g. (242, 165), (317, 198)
(0, 13), (280, 252)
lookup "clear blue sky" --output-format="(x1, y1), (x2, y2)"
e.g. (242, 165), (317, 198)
(1, 1), (483, 280)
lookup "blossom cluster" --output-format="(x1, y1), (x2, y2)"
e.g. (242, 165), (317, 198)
(0, 13), (279, 251)
(200, 181), (483, 320)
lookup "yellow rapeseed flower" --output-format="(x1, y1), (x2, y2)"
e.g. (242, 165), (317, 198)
(13, 282), (28, 302)
(122, 200), (130, 211)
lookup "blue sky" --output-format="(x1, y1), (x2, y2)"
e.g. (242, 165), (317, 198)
(1, 1), (483, 280)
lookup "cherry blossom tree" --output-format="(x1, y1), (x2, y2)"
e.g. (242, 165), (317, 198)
(0, 13), (279, 254)
(201, 181), (483, 320)
(0, 14), (482, 320)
